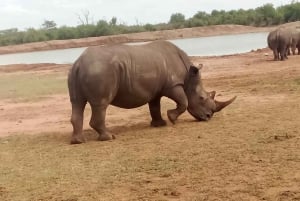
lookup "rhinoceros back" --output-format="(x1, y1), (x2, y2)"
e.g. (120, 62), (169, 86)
(68, 41), (191, 108)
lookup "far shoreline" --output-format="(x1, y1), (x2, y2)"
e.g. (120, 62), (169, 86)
(0, 24), (275, 55)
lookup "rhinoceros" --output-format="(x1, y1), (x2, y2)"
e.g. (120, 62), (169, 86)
(291, 29), (300, 55)
(68, 40), (236, 144)
(267, 27), (292, 61)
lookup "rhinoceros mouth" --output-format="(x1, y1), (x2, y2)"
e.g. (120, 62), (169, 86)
(187, 108), (210, 121)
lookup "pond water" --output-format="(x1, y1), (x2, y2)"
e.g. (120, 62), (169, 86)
(0, 32), (268, 65)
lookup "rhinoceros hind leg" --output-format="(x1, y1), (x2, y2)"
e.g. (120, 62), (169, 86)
(280, 49), (287, 61)
(70, 102), (87, 144)
(165, 86), (188, 124)
(89, 104), (115, 141)
(149, 97), (167, 127)
(273, 50), (279, 60)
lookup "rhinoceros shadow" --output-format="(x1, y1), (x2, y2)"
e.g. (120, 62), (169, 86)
(81, 121), (151, 141)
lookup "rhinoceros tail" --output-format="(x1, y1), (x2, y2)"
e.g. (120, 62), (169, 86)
(68, 59), (85, 104)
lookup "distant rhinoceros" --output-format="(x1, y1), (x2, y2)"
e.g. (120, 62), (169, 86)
(267, 27), (292, 61)
(68, 40), (236, 144)
(291, 28), (300, 55)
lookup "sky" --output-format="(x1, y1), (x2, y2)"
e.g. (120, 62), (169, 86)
(0, 0), (290, 30)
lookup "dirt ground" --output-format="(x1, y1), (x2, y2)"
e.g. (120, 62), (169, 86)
(0, 25), (300, 200)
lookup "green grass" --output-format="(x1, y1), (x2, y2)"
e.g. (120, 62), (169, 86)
(0, 73), (67, 101)
(293, 77), (300, 86)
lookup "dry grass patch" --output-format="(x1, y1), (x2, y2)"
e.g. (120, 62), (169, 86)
(0, 95), (299, 200)
(0, 72), (67, 101)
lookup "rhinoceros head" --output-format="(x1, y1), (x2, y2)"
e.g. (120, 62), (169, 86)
(184, 65), (236, 121)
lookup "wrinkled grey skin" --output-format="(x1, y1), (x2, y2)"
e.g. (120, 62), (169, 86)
(68, 40), (236, 144)
(267, 28), (292, 61)
(291, 30), (300, 55)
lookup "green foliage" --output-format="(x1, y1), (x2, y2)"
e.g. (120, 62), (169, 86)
(255, 3), (277, 26)
(41, 20), (57, 30)
(143, 23), (156, 31)
(110, 17), (117, 26)
(76, 24), (98, 38)
(280, 2), (300, 22)
(56, 26), (77, 39)
(22, 28), (47, 43)
(96, 20), (113, 36)
(1, 2), (300, 46)
(169, 13), (185, 28)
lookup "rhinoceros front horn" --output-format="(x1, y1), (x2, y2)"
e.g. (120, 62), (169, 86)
(214, 96), (237, 112)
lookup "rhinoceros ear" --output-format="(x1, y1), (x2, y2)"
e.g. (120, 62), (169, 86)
(189, 65), (199, 76)
(185, 65), (201, 91)
(208, 91), (216, 99)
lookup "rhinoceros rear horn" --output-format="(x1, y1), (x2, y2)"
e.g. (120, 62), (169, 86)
(214, 96), (237, 112)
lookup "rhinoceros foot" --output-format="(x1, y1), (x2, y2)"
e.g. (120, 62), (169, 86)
(151, 119), (167, 127)
(167, 110), (178, 124)
(98, 133), (115, 141)
(70, 135), (86, 144)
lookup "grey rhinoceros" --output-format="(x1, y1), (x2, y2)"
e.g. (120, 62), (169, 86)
(291, 29), (300, 55)
(68, 40), (236, 144)
(267, 27), (292, 61)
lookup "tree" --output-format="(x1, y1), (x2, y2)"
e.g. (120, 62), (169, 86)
(110, 17), (117, 26)
(255, 3), (277, 25)
(169, 13), (185, 24)
(144, 23), (156, 31)
(41, 20), (57, 30)
(96, 20), (112, 36)
(280, 2), (300, 22)
(169, 13), (185, 28)
(76, 10), (93, 25)
(193, 11), (209, 19)
(210, 10), (226, 24)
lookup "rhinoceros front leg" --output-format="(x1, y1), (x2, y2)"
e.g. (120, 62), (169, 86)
(89, 104), (115, 141)
(70, 102), (87, 144)
(165, 85), (188, 124)
(148, 97), (167, 127)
